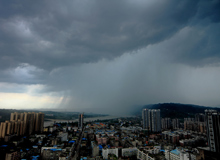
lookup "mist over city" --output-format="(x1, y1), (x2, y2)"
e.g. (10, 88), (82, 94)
(0, 0), (220, 115)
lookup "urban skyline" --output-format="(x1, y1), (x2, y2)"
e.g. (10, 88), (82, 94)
(1, 108), (220, 159)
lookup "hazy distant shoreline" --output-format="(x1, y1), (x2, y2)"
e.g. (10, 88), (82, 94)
(44, 115), (121, 127)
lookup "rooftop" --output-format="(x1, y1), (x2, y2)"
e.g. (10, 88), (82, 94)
(170, 149), (180, 155)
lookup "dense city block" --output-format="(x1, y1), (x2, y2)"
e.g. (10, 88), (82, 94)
(0, 108), (220, 159)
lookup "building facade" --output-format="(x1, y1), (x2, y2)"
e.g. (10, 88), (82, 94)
(102, 148), (118, 159)
(78, 113), (84, 129)
(172, 118), (180, 129)
(0, 112), (44, 139)
(142, 109), (161, 132)
(205, 110), (220, 152)
(161, 118), (171, 129)
(142, 109), (149, 130)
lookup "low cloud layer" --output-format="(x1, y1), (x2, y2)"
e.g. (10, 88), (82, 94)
(0, 0), (220, 114)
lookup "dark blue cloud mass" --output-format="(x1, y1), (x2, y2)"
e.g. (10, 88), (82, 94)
(0, 0), (219, 71)
(0, 0), (219, 114)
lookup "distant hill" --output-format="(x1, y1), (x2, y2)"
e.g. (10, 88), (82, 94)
(137, 103), (220, 119)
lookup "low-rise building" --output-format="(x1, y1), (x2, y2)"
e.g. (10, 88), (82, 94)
(137, 149), (155, 160)
(165, 148), (197, 160)
(102, 148), (118, 159)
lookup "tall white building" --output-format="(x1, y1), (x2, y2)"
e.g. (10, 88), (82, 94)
(142, 109), (161, 132)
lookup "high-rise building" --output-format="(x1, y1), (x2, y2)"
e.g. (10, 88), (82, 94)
(0, 112), (44, 139)
(184, 118), (196, 131)
(195, 113), (206, 133)
(35, 112), (44, 132)
(0, 122), (7, 138)
(142, 109), (161, 132)
(10, 113), (15, 121)
(151, 109), (161, 132)
(161, 118), (171, 129)
(172, 118), (179, 129)
(78, 113), (84, 129)
(142, 109), (149, 130)
(195, 113), (205, 122)
(205, 110), (220, 153)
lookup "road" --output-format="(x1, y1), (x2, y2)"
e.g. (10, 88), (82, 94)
(71, 127), (84, 160)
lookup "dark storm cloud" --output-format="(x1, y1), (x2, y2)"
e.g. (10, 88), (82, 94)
(0, 63), (47, 84)
(0, 0), (220, 114)
(155, 24), (220, 66)
(1, 0), (218, 71)
(42, 50), (220, 115)
(196, 0), (220, 23)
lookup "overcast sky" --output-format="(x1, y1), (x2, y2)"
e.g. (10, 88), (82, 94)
(0, 0), (220, 115)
